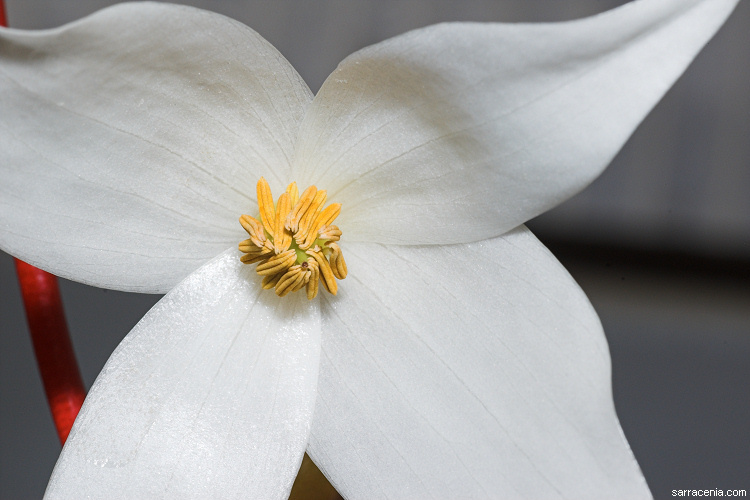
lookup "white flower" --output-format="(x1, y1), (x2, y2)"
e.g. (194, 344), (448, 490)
(0, 0), (739, 498)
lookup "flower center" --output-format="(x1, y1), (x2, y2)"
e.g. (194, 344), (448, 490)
(239, 177), (347, 299)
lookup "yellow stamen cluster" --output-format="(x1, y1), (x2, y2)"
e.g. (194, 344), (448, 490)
(239, 178), (347, 299)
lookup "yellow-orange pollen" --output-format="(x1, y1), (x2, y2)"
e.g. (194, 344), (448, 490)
(239, 178), (347, 299)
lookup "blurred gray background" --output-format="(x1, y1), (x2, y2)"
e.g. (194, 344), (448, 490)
(1, 1), (748, 499)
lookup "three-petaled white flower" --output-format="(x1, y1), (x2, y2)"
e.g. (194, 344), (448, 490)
(0, 0), (739, 498)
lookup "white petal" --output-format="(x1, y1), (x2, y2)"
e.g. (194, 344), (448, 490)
(0, 3), (312, 292)
(308, 228), (649, 498)
(294, 0), (738, 245)
(45, 248), (321, 500)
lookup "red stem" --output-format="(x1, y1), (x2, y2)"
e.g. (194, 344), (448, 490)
(15, 260), (87, 445)
(3, 0), (86, 447)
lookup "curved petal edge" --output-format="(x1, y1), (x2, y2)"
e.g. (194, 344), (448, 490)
(0, 2), (312, 292)
(45, 248), (321, 500)
(309, 228), (650, 499)
(294, 0), (739, 246)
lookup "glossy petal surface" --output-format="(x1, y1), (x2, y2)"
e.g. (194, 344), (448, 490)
(309, 228), (649, 499)
(294, 0), (738, 245)
(45, 248), (321, 500)
(0, 3), (311, 292)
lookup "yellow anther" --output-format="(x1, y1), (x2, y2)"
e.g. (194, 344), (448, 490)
(306, 260), (320, 300)
(256, 249), (296, 276)
(296, 190), (327, 244)
(239, 215), (266, 247)
(300, 203), (341, 249)
(286, 182), (299, 206)
(239, 239), (274, 256)
(328, 242), (347, 280)
(307, 248), (337, 295)
(256, 177), (276, 238)
(276, 264), (310, 297)
(285, 185), (317, 233)
(239, 241), (274, 264)
(273, 193), (293, 253)
(291, 274), (309, 292)
(318, 225), (341, 242)
(239, 179), (346, 299)
(262, 273), (283, 290)
(240, 253), (267, 265)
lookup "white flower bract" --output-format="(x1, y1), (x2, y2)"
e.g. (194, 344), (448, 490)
(0, 0), (740, 498)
